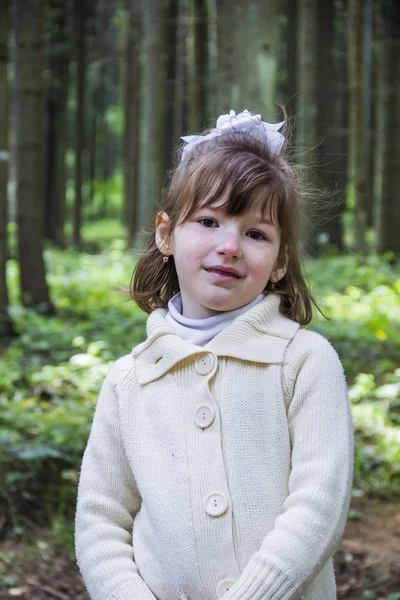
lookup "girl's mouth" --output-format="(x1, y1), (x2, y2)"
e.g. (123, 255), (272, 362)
(204, 268), (242, 279)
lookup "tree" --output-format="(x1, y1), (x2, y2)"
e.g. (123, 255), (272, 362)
(316, 0), (347, 250)
(72, 0), (87, 246)
(0, 0), (14, 337)
(135, 0), (169, 248)
(296, 0), (319, 253)
(186, 0), (209, 132)
(122, 0), (141, 247)
(244, 0), (279, 120)
(348, 0), (368, 250)
(14, 0), (53, 311)
(44, 0), (70, 246)
(374, 0), (400, 254)
(217, 0), (242, 109)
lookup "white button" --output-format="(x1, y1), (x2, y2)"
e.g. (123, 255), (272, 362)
(195, 404), (215, 428)
(204, 492), (228, 517)
(194, 354), (215, 375)
(216, 578), (236, 598)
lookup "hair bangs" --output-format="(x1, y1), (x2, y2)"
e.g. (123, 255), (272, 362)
(177, 148), (286, 227)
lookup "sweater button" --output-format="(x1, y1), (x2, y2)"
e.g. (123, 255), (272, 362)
(216, 578), (236, 597)
(194, 354), (215, 375)
(195, 404), (215, 428)
(204, 492), (228, 517)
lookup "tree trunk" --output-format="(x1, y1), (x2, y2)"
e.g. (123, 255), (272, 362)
(217, 0), (240, 109)
(89, 83), (97, 206)
(172, 0), (186, 144)
(72, 0), (86, 246)
(164, 0), (179, 165)
(186, 0), (208, 133)
(363, 0), (373, 227)
(348, 0), (368, 250)
(44, 0), (70, 246)
(123, 0), (141, 248)
(206, 0), (218, 116)
(317, 0), (346, 250)
(135, 0), (169, 248)
(246, 0), (279, 120)
(14, 0), (53, 311)
(283, 0), (298, 117)
(374, 0), (400, 254)
(296, 0), (319, 254)
(0, 0), (14, 337)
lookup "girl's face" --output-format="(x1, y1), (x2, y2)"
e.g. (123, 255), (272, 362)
(156, 199), (286, 319)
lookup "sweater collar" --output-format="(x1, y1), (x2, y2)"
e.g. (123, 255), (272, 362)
(132, 293), (299, 385)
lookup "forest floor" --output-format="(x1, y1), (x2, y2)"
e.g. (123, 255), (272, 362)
(0, 500), (399, 600)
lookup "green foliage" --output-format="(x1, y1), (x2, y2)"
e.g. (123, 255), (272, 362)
(85, 173), (124, 221)
(306, 254), (400, 379)
(1, 238), (399, 547)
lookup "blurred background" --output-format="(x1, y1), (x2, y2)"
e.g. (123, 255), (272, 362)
(0, 1), (399, 599)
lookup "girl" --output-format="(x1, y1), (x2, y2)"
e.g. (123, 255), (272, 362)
(75, 109), (354, 600)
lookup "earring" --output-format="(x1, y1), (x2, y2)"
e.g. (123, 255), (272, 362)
(163, 255), (169, 263)
(270, 281), (276, 289)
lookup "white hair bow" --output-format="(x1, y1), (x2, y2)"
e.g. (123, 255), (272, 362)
(181, 109), (285, 162)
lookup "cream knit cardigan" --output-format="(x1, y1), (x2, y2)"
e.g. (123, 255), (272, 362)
(75, 294), (354, 600)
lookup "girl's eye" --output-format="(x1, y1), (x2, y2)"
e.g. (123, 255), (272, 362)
(198, 218), (217, 228)
(247, 230), (267, 241)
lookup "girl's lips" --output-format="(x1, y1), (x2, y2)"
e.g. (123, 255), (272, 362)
(204, 268), (242, 280)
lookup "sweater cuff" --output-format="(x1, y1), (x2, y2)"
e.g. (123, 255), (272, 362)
(221, 557), (297, 600)
(108, 577), (157, 600)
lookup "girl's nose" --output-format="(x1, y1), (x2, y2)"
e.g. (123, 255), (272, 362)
(216, 233), (242, 258)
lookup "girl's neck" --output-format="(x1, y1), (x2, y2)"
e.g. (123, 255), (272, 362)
(165, 291), (267, 346)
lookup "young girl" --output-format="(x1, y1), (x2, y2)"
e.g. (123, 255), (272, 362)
(75, 109), (354, 600)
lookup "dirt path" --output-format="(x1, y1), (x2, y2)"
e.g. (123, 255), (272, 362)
(0, 500), (399, 599)
(335, 501), (400, 599)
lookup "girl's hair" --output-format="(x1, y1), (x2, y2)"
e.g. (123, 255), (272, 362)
(130, 120), (320, 325)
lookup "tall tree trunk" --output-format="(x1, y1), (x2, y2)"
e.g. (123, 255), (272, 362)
(72, 0), (86, 246)
(123, 0), (141, 247)
(246, 0), (279, 120)
(89, 83), (97, 206)
(374, 0), (400, 254)
(135, 0), (169, 248)
(206, 0), (218, 116)
(172, 0), (186, 144)
(44, 0), (70, 246)
(217, 0), (240, 109)
(186, 0), (208, 133)
(296, 0), (319, 254)
(363, 0), (373, 227)
(348, 0), (368, 250)
(0, 0), (14, 337)
(164, 0), (179, 165)
(14, 0), (53, 311)
(317, 0), (346, 250)
(283, 0), (298, 117)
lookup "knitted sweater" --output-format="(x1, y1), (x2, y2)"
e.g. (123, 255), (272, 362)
(75, 293), (354, 600)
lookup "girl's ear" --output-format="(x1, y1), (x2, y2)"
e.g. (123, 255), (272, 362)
(270, 245), (289, 283)
(270, 265), (287, 284)
(155, 212), (171, 256)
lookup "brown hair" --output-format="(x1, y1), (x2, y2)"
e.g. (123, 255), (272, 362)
(131, 122), (320, 325)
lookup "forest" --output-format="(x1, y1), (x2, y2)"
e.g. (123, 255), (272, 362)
(0, 0), (399, 598)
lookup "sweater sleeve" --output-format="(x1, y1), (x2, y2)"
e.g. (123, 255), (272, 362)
(220, 330), (354, 600)
(75, 357), (157, 600)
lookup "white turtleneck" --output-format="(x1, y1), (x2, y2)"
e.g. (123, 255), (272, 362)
(165, 291), (267, 346)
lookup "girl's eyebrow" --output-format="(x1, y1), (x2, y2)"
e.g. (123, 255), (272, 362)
(198, 206), (277, 227)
